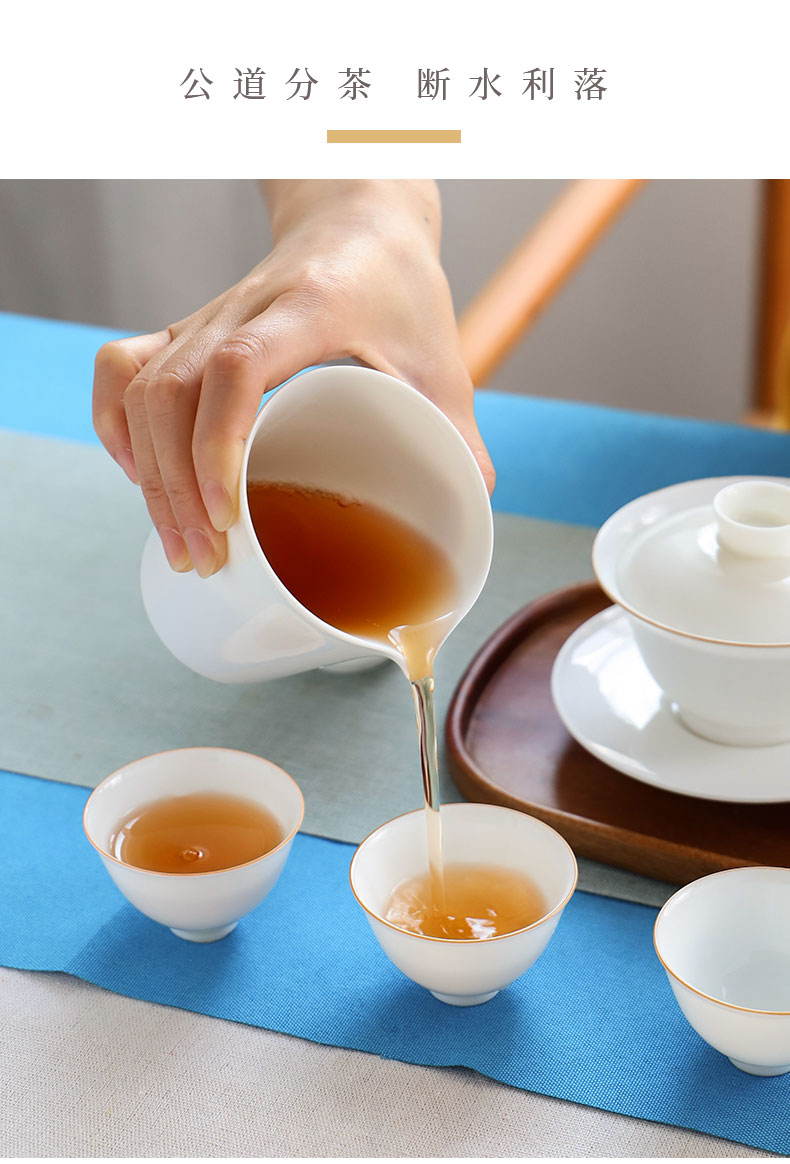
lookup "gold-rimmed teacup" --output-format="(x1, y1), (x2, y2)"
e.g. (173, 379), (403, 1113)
(84, 746), (304, 942)
(350, 803), (577, 1006)
(654, 866), (790, 1075)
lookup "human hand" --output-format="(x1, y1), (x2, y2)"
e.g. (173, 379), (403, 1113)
(93, 180), (495, 578)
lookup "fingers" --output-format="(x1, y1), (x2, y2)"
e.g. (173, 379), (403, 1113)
(124, 362), (209, 575)
(95, 325), (222, 575)
(114, 300), (330, 578)
(93, 330), (172, 482)
(125, 324), (242, 578)
(193, 300), (332, 531)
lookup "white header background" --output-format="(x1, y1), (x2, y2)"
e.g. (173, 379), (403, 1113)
(2, 0), (787, 178)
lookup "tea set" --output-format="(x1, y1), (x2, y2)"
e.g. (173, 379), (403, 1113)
(553, 476), (790, 800)
(83, 365), (790, 1076)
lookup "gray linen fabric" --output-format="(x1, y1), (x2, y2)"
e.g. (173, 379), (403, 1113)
(0, 429), (676, 905)
(0, 968), (775, 1159)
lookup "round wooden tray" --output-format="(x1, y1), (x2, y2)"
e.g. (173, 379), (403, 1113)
(445, 581), (790, 884)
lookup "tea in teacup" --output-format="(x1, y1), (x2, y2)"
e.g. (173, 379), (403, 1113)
(109, 791), (283, 874)
(384, 863), (547, 940)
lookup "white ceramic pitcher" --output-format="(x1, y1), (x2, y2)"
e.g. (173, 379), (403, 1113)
(140, 365), (494, 683)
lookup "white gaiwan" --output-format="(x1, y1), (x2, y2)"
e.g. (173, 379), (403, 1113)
(593, 477), (790, 746)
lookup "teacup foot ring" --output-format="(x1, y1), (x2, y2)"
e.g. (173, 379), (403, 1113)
(430, 989), (499, 1007)
(728, 1057), (790, 1076)
(675, 705), (790, 748)
(170, 921), (238, 943)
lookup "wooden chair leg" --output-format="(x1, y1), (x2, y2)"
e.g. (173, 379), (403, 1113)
(747, 180), (790, 429)
(458, 179), (645, 387)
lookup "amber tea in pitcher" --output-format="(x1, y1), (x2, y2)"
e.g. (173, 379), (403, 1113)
(246, 480), (459, 678)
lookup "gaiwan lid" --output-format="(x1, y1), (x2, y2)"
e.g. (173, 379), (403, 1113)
(593, 477), (790, 646)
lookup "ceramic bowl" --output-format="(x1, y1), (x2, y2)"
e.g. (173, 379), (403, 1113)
(349, 803), (577, 1006)
(593, 476), (790, 745)
(84, 747), (304, 942)
(654, 867), (790, 1075)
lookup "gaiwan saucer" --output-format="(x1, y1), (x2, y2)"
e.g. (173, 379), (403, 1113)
(551, 606), (790, 804)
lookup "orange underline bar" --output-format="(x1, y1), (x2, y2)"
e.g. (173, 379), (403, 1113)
(326, 129), (461, 144)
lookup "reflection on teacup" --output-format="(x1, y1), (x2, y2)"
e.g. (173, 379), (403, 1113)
(349, 803), (577, 1006)
(654, 866), (790, 1076)
(83, 747), (304, 942)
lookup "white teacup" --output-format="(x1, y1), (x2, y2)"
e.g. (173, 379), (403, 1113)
(83, 747), (304, 942)
(141, 365), (493, 683)
(654, 867), (790, 1075)
(349, 803), (577, 1006)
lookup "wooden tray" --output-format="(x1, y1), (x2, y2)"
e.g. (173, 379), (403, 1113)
(446, 581), (790, 884)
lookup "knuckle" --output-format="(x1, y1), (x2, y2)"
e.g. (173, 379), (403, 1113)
(138, 471), (170, 513)
(142, 368), (193, 416)
(165, 318), (185, 340)
(164, 476), (199, 514)
(139, 465), (198, 526)
(292, 263), (338, 309)
(206, 334), (261, 380)
(239, 271), (269, 301)
(94, 338), (135, 381)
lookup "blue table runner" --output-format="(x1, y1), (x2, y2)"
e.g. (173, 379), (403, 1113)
(1, 767), (787, 1155)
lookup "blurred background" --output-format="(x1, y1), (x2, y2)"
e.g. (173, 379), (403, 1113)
(0, 180), (764, 422)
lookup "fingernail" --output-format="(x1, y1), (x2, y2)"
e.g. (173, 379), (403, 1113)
(159, 527), (192, 572)
(116, 447), (139, 485)
(201, 480), (236, 532)
(184, 528), (218, 579)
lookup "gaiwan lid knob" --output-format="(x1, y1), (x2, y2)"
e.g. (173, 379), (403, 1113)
(713, 480), (790, 558)
(615, 479), (790, 644)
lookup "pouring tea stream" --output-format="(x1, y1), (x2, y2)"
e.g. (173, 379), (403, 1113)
(141, 364), (494, 925)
